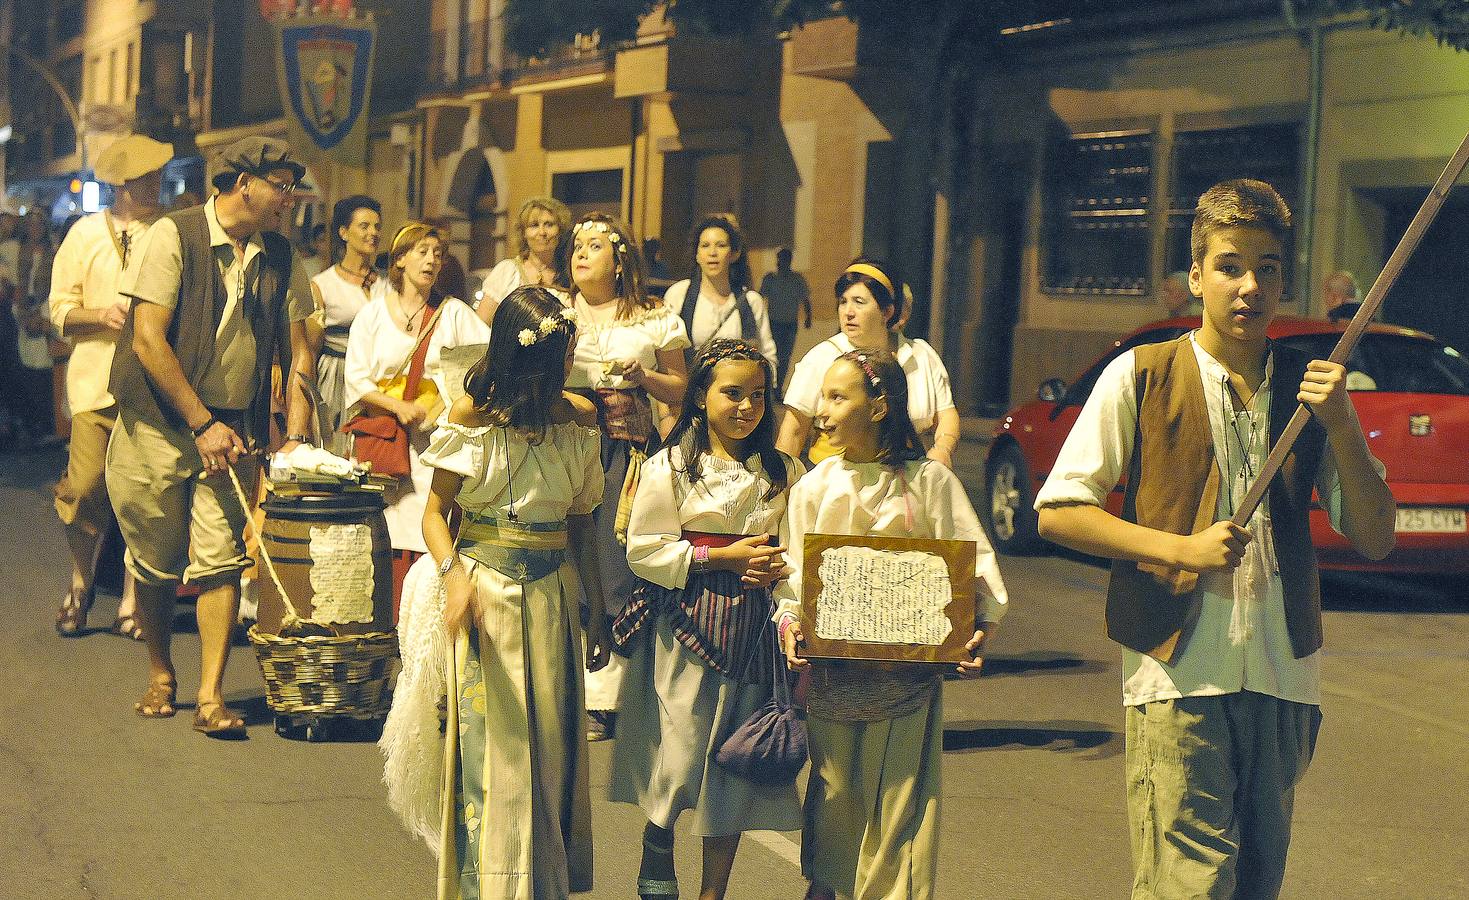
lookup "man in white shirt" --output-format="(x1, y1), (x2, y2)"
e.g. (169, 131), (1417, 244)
(51, 134), (173, 639)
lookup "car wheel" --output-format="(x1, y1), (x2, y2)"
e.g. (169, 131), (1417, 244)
(985, 442), (1044, 555)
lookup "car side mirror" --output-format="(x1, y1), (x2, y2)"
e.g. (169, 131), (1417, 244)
(1038, 378), (1067, 403)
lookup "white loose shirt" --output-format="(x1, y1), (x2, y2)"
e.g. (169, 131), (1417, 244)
(662, 279), (778, 370)
(311, 266), (371, 341)
(48, 212), (149, 413)
(773, 455), (1009, 627)
(783, 332), (955, 435)
(626, 446), (802, 590)
(343, 294), (490, 551)
(1034, 334), (1386, 707)
(566, 299), (689, 392)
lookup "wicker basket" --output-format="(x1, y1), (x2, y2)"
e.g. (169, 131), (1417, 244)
(248, 625), (399, 720)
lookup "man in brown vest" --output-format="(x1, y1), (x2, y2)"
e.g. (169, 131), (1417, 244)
(107, 136), (317, 738)
(1036, 179), (1395, 898)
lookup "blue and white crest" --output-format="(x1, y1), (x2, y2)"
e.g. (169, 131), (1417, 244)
(278, 21), (374, 152)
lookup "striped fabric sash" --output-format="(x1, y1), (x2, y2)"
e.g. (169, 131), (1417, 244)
(611, 532), (774, 681)
(459, 514), (567, 584)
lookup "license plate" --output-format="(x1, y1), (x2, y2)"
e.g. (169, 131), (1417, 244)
(1394, 507), (1467, 533)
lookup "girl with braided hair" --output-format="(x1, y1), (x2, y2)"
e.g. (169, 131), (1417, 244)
(609, 338), (802, 900)
(774, 349), (1009, 900)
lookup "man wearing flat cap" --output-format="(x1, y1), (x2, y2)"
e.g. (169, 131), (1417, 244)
(107, 135), (317, 738)
(50, 134), (173, 643)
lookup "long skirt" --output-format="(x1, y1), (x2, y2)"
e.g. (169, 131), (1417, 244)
(438, 562), (594, 899)
(583, 432), (638, 711)
(609, 617), (802, 835)
(316, 352), (349, 455)
(803, 683), (944, 900)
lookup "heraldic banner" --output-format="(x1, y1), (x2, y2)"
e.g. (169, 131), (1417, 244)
(273, 15), (377, 166)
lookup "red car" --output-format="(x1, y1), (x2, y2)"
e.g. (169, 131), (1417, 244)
(983, 315), (1469, 573)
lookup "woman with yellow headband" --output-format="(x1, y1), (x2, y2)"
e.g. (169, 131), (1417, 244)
(777, 257), (961, 467)
(344, 221), (490, 607)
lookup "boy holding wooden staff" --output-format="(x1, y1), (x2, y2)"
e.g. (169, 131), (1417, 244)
(1036, 178), (1395, 898)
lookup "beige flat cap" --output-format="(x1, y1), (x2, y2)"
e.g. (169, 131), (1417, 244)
(94, 135), (174, 185)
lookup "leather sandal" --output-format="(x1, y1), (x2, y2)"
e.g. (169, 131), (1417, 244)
(193, 702), (247, 740)
(55, 586), (93, 637)
(134, 680), (177, 718)
(109, 614), (146, 641)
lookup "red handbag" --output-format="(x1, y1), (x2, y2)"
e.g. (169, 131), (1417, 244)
(340, 304), (442, 479)
(342, 411), (411, 478)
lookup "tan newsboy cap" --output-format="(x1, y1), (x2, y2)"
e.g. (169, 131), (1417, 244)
(94, 135), (174, 185)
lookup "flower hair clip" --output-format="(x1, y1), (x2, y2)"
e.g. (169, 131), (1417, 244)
(850, 352), (882, 389)
(517, 308), (578, 347)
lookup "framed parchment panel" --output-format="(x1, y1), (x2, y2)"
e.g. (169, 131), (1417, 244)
(800, 533), (977, 663)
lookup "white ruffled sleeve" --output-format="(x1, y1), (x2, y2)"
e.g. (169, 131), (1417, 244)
(655, 304), (692, 352)
(921, 460), (1009, 625)
(568, 424), (604, 516)
(419, 421), (489, 478)
(626, 448), (694, 589)
(772, 469), (817, 625)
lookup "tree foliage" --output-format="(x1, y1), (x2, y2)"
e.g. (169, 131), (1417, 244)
(504, 0), (1469, 58)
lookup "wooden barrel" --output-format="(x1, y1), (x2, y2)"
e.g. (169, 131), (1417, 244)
(256, 491), (395, 636)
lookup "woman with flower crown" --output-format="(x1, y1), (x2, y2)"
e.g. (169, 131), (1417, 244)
(381, 286), (611, 899)
(565, 212), (690, 739)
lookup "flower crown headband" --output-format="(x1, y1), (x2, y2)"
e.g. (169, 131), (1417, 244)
(572, 219), (624, 247)
(698, 338), (763, 367)
(517, 306), (579, 347)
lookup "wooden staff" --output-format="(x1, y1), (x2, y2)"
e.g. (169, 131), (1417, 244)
(1231, 129), (1469, 527)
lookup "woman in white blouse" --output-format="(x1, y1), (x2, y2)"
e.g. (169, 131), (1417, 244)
(343, 222), (490, 607)
(776, 258), (960, 468)
(310, 194), (380, 449)
(566, 213), (690, 738)
(476, 195), (571, 325)
(662, 215), (777, 371)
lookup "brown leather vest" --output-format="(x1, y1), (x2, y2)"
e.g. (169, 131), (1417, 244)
(1106, 334), (1327, 663)
(109, 205), (294, 448)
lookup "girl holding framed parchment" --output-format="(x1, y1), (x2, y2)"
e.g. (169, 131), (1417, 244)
(609, 339), (802, 900)
(774, 349), (1009, 900)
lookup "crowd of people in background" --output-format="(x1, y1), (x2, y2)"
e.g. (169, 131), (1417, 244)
(16, 127), (1396, 900)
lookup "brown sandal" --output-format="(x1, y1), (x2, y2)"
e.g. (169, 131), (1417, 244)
(109, 614), (146, 641)
(55, 587), (93, 637)
(193, 702), (247, 739)
(134, 680), (177, 718)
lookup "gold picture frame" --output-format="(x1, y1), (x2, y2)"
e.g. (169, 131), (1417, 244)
(799, 533), (977, 663)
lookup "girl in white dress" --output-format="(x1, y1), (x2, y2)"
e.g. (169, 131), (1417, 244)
(477, 196), (571, 324)
(610, 339), (802, 900)
(661, 215), (778, 370)
(382, 286), (611, 900)
(343, 222), (490, 608)
(310, 194), (380, 449)
(566, 213), (690, 737)
(775, 349), (1009, 900)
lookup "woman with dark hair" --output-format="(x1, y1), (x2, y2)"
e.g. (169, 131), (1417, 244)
(609, 339), (802, 900)
(661, 215), (777, 370)
(478, 195), (572, 323)
(775, 349), (1008, 900)
(311, 194), (381, 447)
(384, 285), (610, 899)
(777, 257), (960, 468)
(566, 212), (690, 739)
(344, 222), (489, 604)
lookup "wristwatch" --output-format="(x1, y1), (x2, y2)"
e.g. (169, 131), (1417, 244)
(438, 555), (460, 578)
(285, 434), (310, 444)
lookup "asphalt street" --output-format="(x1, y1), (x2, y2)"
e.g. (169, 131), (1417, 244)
(2, 444), (1466, 900)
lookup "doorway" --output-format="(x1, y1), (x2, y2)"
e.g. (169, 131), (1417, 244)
(1378, 191), (1469, 354)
